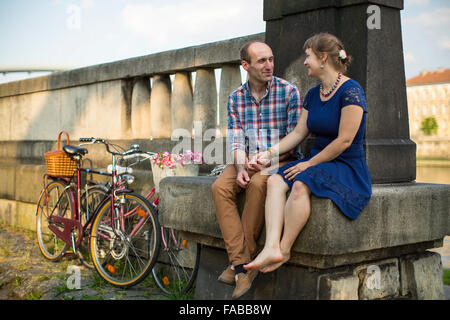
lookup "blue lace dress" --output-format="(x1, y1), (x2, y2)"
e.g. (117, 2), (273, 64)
(275, 79), (372, 220)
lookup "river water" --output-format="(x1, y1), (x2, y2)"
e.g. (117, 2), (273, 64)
(416, 166), (450, 185)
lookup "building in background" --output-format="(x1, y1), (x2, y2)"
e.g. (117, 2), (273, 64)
(406, 68), (450, 159)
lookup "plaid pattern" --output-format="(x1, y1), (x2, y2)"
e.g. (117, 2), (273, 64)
(227, 76), (302, 155)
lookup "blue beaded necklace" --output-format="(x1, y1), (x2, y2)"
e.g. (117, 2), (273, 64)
(320, 72), (343, 98)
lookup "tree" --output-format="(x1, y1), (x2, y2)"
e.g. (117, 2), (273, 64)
(420, 116), (438, 136)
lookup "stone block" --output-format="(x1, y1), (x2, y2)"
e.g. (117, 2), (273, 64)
(318, 273), (359, 300)
(194, 246), (323, 300)
(355, 258), (400, 300)
(400, 251), (445, 300)
(14, 164), (46, 203)
(16, 201), (37, 231)
(0, 199), (18, 226)
(0, 165), (15, 199)
(0, 199), (36, 231)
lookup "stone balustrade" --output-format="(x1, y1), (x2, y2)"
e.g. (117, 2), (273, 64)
(0, 33), (263, 145)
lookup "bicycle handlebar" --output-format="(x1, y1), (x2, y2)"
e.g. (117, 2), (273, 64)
(79, 138), (159, 169)
(123, 152), (156, 160)
(79, 137), (142, 157)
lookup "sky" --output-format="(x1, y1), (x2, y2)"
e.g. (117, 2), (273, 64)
(0, 0), (449, 84)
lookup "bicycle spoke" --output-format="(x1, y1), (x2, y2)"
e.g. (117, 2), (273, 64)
(36, 181), (71, 261)
(152, 229), (200, 296)
(90, 193), (160, 288)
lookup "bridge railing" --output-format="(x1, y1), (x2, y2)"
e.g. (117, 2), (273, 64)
(0, 33), (264, 166)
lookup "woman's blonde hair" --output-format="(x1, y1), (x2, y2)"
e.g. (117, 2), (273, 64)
(303, 33), (352, 72)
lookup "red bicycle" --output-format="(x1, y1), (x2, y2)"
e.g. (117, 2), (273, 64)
(116, 150), (202, 296)
(36, 138), (161, 288)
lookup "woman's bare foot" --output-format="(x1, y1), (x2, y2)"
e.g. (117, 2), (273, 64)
(260, 251), (290, 273)
(244, 247), (284, 271)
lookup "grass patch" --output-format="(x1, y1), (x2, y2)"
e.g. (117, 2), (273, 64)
(443, 269), (450, 286)
(88, 272), (108, 289)
(53, 282), (72, 296)
(26, 290), (43, 300)
(37, 275), (51, 282)
(13, 276), (22, 287)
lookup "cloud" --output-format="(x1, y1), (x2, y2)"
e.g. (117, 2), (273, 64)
(438, 36), (450, 49)
(121, 0), (264, 50)
(81, 0), (94, 9)
(405, 0), (430, 5)
(405, 7), (450, 28)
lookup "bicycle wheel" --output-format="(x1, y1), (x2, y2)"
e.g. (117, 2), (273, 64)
(152, 228), (201, 296)
(36, 180), (73, 261)
(90, 192), (160, 288)
(78, 184), (108, 269)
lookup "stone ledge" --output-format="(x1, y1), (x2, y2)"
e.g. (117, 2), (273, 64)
(159, 176), (450, 269)
(0, 139), (220, 173)
(264, 0), (403, 21)
(0, 163), (155, 204)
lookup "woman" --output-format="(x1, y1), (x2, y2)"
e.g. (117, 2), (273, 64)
(244, 33), (372, 273)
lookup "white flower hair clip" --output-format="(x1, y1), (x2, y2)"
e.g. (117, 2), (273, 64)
(338, 49), (347, 60)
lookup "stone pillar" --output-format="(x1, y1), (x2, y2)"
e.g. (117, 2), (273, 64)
(219, 64), (242, 135)
(150, 74), (172, 139)
(131, 78), (151, 139)
(120, 79), (133, 136)
(264, 0), (416, 183)
(193, 68), (217, 133)
(171, 72), (193, 137)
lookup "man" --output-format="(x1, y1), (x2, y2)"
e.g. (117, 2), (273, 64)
(211, 41), (302, 299)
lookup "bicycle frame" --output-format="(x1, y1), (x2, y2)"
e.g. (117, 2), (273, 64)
(119, 152), (188, 252)
(83, 141), (152, 245)
(39, 158), (112, 251)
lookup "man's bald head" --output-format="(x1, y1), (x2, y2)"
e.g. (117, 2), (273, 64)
(240, 41), (271, 64)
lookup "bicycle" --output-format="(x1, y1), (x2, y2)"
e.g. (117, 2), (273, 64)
(109, 149), (203, 296)
(36, 138), (161, 288)
(36, 143), (110, 269)
(73, 138), (161, 289)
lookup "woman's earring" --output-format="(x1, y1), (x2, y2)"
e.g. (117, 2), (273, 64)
(320, 65), (324, 69)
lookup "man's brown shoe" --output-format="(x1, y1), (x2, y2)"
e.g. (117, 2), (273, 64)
(231, 270), (258, 299)
(218, 265), (235, 285)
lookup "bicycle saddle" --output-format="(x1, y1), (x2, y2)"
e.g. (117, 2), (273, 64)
(63, 145), (88, 156)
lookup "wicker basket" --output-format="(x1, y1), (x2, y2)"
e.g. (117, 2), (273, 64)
(44, 131), (77, 177)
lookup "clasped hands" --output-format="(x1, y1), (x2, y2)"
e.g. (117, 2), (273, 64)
(235, 152), (270, 188)
(236, 151), (313, 188)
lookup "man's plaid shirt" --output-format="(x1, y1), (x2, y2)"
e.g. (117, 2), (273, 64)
(227, 76), (302, 156)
